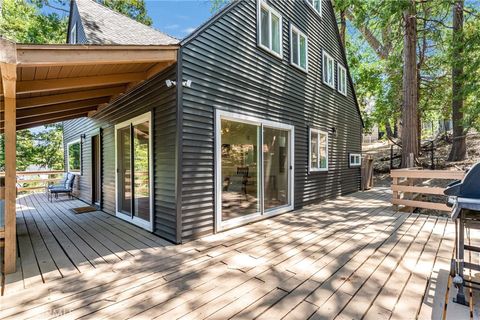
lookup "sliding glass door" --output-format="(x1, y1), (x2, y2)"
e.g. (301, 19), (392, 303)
(115, 112), (153, 231)
(216, 111), (294, 230)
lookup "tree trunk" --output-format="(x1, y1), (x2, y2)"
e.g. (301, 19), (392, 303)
(340, 10), (346, 47)
(448, 0), (466, 161)
(401, 1), (419, 168)
(385, 121), (394, 138)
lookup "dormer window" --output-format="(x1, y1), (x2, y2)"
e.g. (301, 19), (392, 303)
(70, 24), (77, 44)
(306, 0), (322, 16)
(257, 1), (283, 58)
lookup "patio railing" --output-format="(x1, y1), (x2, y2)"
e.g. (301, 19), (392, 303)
(391, 168), (466, 212)
(0, 170), (65, 194)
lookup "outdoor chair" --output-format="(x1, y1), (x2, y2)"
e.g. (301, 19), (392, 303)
(48, 173), (76, 201)
(46, 173), (69, 194)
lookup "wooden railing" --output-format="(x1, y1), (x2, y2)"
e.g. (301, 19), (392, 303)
(391, 168), (466, 212)
(0, 170), (65, 193)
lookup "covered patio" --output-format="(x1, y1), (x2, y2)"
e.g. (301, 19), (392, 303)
(0, 188), (469, 319)
(0, 36), (178, 273)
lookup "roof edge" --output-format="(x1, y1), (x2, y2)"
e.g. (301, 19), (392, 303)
(180, 1), (241, 46)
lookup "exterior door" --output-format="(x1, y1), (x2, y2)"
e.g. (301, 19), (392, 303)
(91, 134), (101, 207)
(216, 111), (294, 231)
(115, 112), (153, 231)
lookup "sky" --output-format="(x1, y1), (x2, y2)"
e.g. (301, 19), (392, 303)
(146, 0), (215, 39)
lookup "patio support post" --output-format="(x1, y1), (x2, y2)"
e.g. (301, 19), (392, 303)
(1, 58), (17, 273)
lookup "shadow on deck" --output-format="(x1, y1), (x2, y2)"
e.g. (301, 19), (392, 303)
(0, 188), (465, 319)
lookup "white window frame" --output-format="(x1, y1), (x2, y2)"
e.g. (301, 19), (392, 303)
(257, 0), (283, 59)
(114, 112), (154, 232)
(309, 128), (329, 172)
(70, 24), (77, 44)
(349, 153), (362, 167)
(290, 24), (308, 72)
(337, 64), (347, 96)
(305, 0), (322, 17)
(322, 50), (335, 89)
(214, 110), (295, 232)
(67, 139), (82, 173)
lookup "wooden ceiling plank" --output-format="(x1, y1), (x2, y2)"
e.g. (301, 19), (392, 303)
(15, 108), (92, 126)
(17, 71), (146, 94)
(16, 86), (124, 109)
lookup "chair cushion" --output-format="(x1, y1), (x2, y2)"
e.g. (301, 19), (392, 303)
(50, 188), (71, 193)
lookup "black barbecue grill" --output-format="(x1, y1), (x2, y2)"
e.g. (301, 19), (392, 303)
(444, 162), (480, 306)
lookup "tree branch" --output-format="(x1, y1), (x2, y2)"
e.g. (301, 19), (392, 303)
(345, 9), (389, 59)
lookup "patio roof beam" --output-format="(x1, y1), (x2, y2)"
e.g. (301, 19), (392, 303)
(17, 72), (146, 94)
(15, 45), (178, 67)
(16, 86), (125, 109)
(15, 108), (93, 128)
(15, 97), (108, 119)
(16, 113), (89, 131)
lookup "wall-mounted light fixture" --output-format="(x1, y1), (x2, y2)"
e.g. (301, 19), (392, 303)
(166, 79), (193, 88)
(331, 127), (337, 137)
(165, 79), (176, 88)
(80, 134), (86, 140)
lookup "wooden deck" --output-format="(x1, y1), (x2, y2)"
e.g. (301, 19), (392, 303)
(0, 189), (473, 319)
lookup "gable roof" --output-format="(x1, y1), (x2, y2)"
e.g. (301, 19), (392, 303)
(72, 0), (179, 45)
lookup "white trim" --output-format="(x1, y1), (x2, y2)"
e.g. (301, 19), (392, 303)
(337, 64), (347, 96)
(70, 24), (77, 44)
(305, 0), (322, 17)
(349, 153), (362, 167)
(66, 139), (81, 173)
(257, 0), (283, 59)
(215, 110), (295, 232)
(114, 112), (154, 232)
(290, 24), (308, 73)
(308, 128), (329, 172)
(322, 50), (335, 89)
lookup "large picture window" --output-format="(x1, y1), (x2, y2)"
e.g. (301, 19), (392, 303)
(309, 129), (328, 171)
(290, 24), (308, 72)
(258, 1), (283, 58)
(323, 51), (335, 89)
(67, 139), (81, 173)
(338, 64), (347, 96)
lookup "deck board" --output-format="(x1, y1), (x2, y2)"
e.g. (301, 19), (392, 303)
(0, 189), (466, 319)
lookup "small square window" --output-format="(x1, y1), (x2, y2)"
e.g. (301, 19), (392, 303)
(290, 24), (308, 72)
(306, 0), (322, 16)
(310, 128), (328, 171)
(338, 64), (347, 96)
(257, 1), (283, 58)
(349, 153), (361, 167)
(323, 51), (335, 89)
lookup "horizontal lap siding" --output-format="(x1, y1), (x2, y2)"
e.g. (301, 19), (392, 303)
(63, 66), (178, 242)
(180, 0), (362, 240)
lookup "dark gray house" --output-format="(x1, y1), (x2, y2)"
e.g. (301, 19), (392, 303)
(63, 0), (363, 244)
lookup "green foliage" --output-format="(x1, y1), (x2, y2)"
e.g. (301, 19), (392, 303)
(210, 0), (231, 13)
(0, 125), (64, 172)
(100, 0), (152, 25)
(0, 0), (67, 43)
(337, 0), (480, 139)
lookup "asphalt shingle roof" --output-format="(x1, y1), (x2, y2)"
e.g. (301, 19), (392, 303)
(75, 0), (179, 45)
